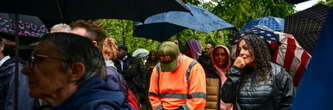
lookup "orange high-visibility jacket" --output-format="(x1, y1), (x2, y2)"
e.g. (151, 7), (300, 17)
(149, 55), (206, 110)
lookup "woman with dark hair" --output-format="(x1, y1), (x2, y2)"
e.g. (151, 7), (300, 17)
(221, 34), (293, 110)
(204, 45), (233, 110)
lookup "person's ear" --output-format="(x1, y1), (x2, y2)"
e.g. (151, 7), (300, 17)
(69, 62), (85, 82)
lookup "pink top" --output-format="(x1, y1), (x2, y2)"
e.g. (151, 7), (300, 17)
(211, 45), (233, 110)
(214, 65), (233, 110)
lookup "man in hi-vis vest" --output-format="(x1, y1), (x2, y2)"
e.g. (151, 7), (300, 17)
(149, 41), (206, 110)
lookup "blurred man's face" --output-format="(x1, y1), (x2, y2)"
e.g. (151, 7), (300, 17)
(71, 27), (87, 37)
(117, 49), (127, 58)
(71, 27), (95, 41)
(22, 41), (70, 99)
(71, 27), (98, 47)
(205, 44), (213, 55)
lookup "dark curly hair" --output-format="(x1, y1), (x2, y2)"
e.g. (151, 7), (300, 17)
(235, 34), (272, 83)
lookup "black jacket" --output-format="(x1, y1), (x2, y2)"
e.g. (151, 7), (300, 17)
(0, 57), (34, 110)
(114, 55), (145, 93)
(221, 63), (293, 110)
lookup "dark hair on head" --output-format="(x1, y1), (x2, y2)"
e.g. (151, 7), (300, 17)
(147, 50), (157, 61)
(236, 34), (272, 83)
(40, 33), (106, 85)
(70, 20), (106, 49)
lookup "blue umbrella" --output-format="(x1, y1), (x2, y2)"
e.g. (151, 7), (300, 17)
(241, 16), (285, 31)
(133, 4), (234, 41)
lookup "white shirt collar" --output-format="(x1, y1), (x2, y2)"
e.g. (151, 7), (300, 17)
(105, 60), (116, 68)
(0, 56), (11, 67)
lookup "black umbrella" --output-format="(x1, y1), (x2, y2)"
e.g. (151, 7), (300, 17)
(0, 0), (189, 22)
(286, 0), (309, 4)
(0, 13), (48, 45)
(284, 4), (331, 52)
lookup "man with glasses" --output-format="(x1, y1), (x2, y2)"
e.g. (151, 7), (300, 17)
(22, 33), (132, 110)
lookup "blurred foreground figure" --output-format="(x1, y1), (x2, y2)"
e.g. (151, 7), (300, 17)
(22, 33), (132, 110)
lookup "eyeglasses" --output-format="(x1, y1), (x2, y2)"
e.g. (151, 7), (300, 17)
(29, 54), (65, 69)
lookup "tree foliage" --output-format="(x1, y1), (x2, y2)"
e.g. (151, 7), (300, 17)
(319, 0), (333, 6)
(98, 19), (160, 53)
(98, 0), (295, 53)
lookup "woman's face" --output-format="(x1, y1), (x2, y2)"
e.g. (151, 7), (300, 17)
(150, 53), (157, 60)
(213, 48), (228, 67)
(238, 40), (255, 65)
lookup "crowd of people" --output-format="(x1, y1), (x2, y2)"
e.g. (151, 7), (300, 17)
(0, 20), (294, 110)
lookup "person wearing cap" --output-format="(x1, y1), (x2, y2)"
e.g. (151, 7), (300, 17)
(148, 41), (206, 110)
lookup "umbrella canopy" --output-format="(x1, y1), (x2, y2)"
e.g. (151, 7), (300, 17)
(284, 4), (331, 52)
(286, 0), (309, 4)
(0, 0), (189, 22)
(241, 16), (285, 31)
(133, 4), (234, 41)
(231, 26), (279, 47)
(0, 13), (48, 45)
(231, 27), (311, 86)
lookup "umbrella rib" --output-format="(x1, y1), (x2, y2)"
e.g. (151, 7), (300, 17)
(56, 0), (64, 20)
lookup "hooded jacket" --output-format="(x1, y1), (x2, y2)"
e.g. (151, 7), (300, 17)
(53, 76), (133, 110)
(203, 45), (233, 110)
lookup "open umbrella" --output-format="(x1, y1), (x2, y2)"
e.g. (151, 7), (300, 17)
(231, 26), (279, 49)
(241, 16), (285, 31)
(231, 26), (311, 87)
(133, 4), (234, 41)
(284, 4), (331, 52)
(0, 13), (48, 110)
(0, 13), (48, 45)
(0, 0), (189, 22)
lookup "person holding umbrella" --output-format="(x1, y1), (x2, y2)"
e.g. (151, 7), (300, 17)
(221, 34), (294, 110)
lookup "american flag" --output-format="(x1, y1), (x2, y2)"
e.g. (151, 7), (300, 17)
(232, 27), (312, 86)
(272, 33), (311, 86)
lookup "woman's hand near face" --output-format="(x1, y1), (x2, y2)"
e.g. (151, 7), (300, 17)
(233, 57), (246, 68)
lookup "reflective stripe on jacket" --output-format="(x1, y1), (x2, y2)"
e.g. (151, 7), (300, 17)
(149, 55), (206, 110)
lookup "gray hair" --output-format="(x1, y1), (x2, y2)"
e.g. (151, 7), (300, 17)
(50, 23), (71, 33)
(40, 33), (106, 85)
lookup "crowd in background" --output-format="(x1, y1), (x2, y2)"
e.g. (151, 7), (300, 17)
(0, 20), (294, 110)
